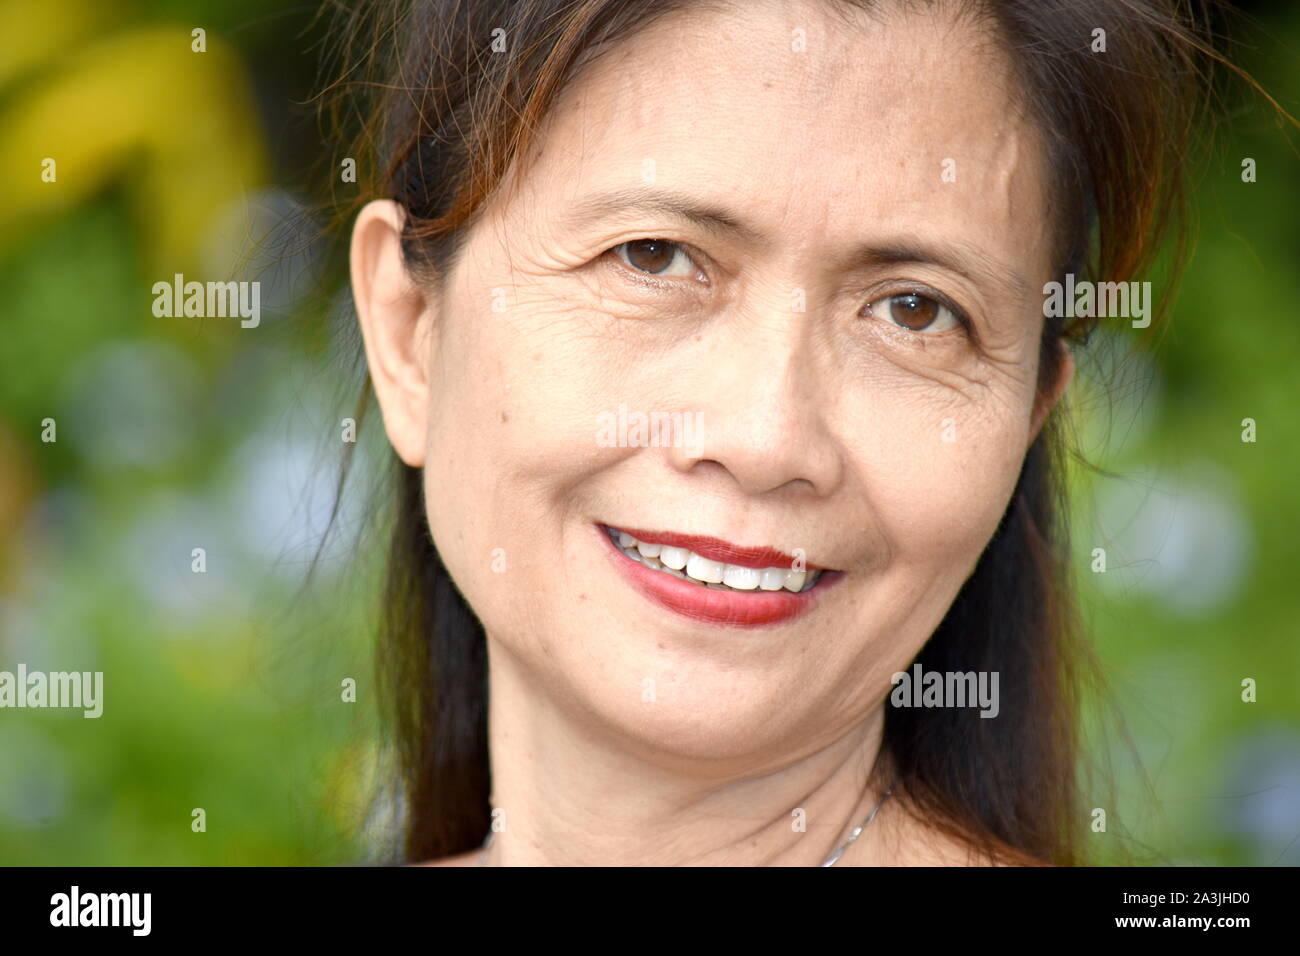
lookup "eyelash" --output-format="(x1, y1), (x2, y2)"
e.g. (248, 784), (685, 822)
(605, 239), (707, 288)
(603, 239), (974, 338)
(862, 284), (974, 339)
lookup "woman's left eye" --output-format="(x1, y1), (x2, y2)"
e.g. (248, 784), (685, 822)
(865, 292), (963, 334)
(610, 239), (700, 279)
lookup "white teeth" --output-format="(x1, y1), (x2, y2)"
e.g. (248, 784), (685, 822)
(685, 553), (725, 584)
(659, 546), (689, 570)
(722, 565), (761, 590)
(607, 526), (824, 594)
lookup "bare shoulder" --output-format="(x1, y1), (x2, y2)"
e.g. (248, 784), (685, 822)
(910, 833), (1049, 867)
(412, 850), (481, 867)
(888, 807), (1052, 867)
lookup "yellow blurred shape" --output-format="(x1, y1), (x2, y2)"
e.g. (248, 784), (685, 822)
(0, 0), (113, 87)
(0, 23), (266, 276)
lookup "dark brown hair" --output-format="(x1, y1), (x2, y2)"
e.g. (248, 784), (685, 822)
(316, 0), (1243, 864)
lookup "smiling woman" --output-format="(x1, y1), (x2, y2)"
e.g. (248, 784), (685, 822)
(321, 0), (1224, 866)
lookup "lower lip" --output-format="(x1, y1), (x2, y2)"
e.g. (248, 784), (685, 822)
(597, 524), (838, 628)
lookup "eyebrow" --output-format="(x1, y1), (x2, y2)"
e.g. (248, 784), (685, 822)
(559, 185), (1031, 301)
(562, 185), (765, 244)
(851, 240), (1032, 301)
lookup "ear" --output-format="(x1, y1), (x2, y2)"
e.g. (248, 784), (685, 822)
(350, 199), (433, 467)
(1028, 338), (1074, 445)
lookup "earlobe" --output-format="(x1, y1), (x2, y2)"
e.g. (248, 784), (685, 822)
(1028, 339), (1074, 444)
(350, 199), (433, 467)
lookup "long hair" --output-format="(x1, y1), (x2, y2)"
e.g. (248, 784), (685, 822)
(314, 0), (1237, 864)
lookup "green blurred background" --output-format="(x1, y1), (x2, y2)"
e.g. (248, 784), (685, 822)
(0, 0), (1296, 865)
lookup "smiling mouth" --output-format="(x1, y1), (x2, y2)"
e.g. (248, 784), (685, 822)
(602, 525), (826, 593)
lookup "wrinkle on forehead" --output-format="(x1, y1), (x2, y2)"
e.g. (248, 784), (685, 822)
(495, 0), (1055, 293)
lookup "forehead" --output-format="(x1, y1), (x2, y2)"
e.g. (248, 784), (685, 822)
(503, 0), (1055, 285)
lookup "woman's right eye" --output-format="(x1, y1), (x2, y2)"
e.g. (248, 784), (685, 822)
(610, 239), (700, 279)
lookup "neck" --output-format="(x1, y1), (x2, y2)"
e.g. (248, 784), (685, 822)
(480, 639), (899, 867)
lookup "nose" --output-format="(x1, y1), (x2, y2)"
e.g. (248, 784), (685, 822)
(665, 304), (843, 498)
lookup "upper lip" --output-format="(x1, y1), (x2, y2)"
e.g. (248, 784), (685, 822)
(607, 525), (831, 571)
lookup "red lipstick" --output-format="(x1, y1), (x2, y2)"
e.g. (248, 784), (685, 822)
(611, 527), (828, 571)
(597, 524), (838, 628)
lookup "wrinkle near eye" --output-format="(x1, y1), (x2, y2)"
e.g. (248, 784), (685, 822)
(894, 364), (994, 408)
(848, 322), (1002, 400)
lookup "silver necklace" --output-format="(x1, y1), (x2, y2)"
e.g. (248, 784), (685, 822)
(820, 781), (895, 866)
(476, 781), (895, 867)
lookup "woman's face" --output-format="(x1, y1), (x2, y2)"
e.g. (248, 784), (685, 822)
(356, 0), (1070, 767)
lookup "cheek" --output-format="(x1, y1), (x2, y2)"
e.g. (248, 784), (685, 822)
(417, 282), (625, 618)
(842, 375), (1033, 576)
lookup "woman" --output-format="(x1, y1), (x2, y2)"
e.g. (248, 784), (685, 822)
(331, 0), (1219, 865)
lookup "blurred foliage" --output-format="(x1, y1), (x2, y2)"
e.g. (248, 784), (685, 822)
(1064, 3), (1300, 865)
(0, 0), (384, 865)
(0, 0), (1296, 865)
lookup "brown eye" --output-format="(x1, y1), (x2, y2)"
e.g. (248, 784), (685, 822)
(613, 239), (697, 278)
(868, 292), (960, 333)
